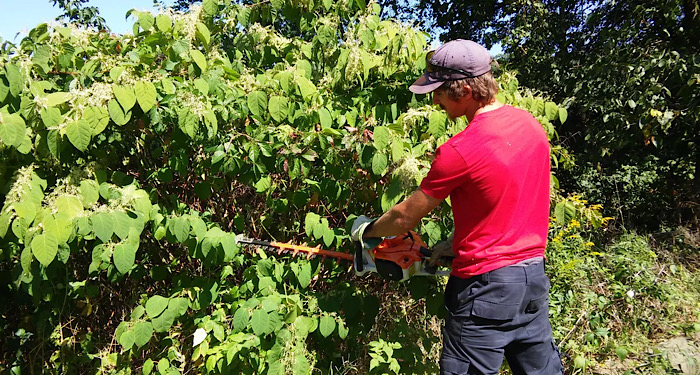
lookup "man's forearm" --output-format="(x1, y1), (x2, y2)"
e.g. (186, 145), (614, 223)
(363, 188), (442, 239)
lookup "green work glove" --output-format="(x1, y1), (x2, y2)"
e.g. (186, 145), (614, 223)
(350, 215), (382, 250)
(428, 231), (456, 267)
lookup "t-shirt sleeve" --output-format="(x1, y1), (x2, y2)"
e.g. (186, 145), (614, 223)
(420, 144), (470, 200)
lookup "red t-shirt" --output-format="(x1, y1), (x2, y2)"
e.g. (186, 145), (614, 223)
(420, 105), (551, 278)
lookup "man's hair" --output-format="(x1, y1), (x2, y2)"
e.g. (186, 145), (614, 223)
(439, 72), (499, 103)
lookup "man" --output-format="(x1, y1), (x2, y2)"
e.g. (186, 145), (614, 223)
(351, 40), (564, 374)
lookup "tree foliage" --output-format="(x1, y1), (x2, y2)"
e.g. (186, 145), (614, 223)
(50, 0), (109, 30)
(379, 0), (699, 228)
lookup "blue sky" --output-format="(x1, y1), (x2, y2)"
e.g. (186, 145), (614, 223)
(0, 0), (170, 42)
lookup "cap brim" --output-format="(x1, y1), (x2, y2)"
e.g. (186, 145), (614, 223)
(409, 73), (445, 94)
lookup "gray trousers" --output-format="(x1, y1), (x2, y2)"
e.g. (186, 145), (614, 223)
(440, 262), (565, 374)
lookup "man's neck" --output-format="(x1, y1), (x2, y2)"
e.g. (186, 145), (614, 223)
(467, 100), (504, 122)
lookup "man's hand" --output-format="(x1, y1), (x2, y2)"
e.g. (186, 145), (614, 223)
(428, 232), (456, 267)
(350, 215), (382, 250)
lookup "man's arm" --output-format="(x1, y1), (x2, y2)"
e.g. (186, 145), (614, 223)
(364, 188), (443, 238)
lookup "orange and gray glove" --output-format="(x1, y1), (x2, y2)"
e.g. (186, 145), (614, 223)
(428, 231), (455, 267)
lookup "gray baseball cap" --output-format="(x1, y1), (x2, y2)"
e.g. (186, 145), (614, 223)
(409, 39), (492, 94)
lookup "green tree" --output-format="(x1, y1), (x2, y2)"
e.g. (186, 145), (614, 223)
(50, 0), (108, 30)
(379, 0), (700, 228)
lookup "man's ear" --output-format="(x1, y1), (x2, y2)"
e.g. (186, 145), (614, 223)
(462, 84), (473, 99)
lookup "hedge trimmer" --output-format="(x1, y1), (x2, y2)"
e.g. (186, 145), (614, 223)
(235, 231), (450, 282)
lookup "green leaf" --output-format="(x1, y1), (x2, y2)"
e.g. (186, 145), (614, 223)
(46, 92), (72, 107)
(143, 359), (155, 375)
(296, 262), (312, 289)
(113, 85), (136, 111)
(40, 107), (63, 128)
(134, 81), (157, 112)
(55, 195), (83, 220)
(118, 329), (135, 350)
(371, 153), (388, 176)
(558, 108), (568, 124)
(178, 108), (198, 138)
(373, 126), (390, 150)
(113, 239), (137, 274)
(146, 295), (169, 318)
(202, 0), (218, 15)
(195, 23), (211, 46)
(255, 176), (271, 193)
(83, 106), (110, 135)
(132, 321), (154, 347)
(65, 120), (92, 151)
(544, 102), (559, 121)
(190, 49), (207, 71)
(319, 107), (332, 129)
(31, 233), (58, 267)
(108, 99), (132, 126)
(554, 201), (577, 226)
(79, 180), (100, 207)
(428, 111), (447, 138)
(294, 354), (310, 375)
(381, 179), (404, 211)
(156, 14), (172, 32)
(168, 217), (190, 243)
(0, 112), (26, 148)
(319, 315), (336, 337)
(91, 212), (114, 242)
(194, 78), (209, 95)
(112, 211), (133, 240)
(138, 12), (155, 31)
(251, 309), (272, 336)
(268, 96), (289, 122)
(247, 91), (268, 117)
(337, 320), (348, 339)
(296, 76), (316, 102)
(233, 308), (250, 332)
(5, 63), (23, 96)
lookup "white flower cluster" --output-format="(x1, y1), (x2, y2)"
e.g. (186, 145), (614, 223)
(5, 165), (37, 204)
(344, 42), (363, 83)
(249, 23), (293, 51)
(398, 106), (431, 133)
(177, 90), (208, 120)
(392, 156), (427, 188)
(172, 4), (203, 43)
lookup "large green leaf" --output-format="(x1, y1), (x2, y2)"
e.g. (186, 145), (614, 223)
(319, 107), (332, 129)
(168, 217), (191, 243)
(108, 99), (132, 126)
(113, 85), (136, 111)
(156, 14), (172, 32)
(373, 126), (390, 150)
(132, 321), (154, 348)
(251, 309), (272, 336)
(134, 81), (157, 112)
(113, 239), (137, 274)
(55, 195), (83, 220)
(319, 315), (336, 337)
(65, 119), (92, 151)
(296, 76), (316, 102)
(0, 112), (26, 148)
(46, 92), (71, 107)
(544, 101), (559, 121)
(83, 106), (110, 135)
(428, 111), (447, 138)
(233, 308), (250, 332)
(91, 212), (114, 242)
(146, 295), (169, 318)
(118, 329), (135, 350)
(268, 96), (288, 122)
(190, 49), (207, 71)
(31, 233), (58, 267)
(247, 91), (268, 117)
(40, 107), (63, 128)
(178, 108), (198, 138)
(371, 153), (388, 176)
(79, 180), (100, 207)
(5, 63), (23, 96)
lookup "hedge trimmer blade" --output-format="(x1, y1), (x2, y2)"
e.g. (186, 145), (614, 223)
(235, 235), (355, 262)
